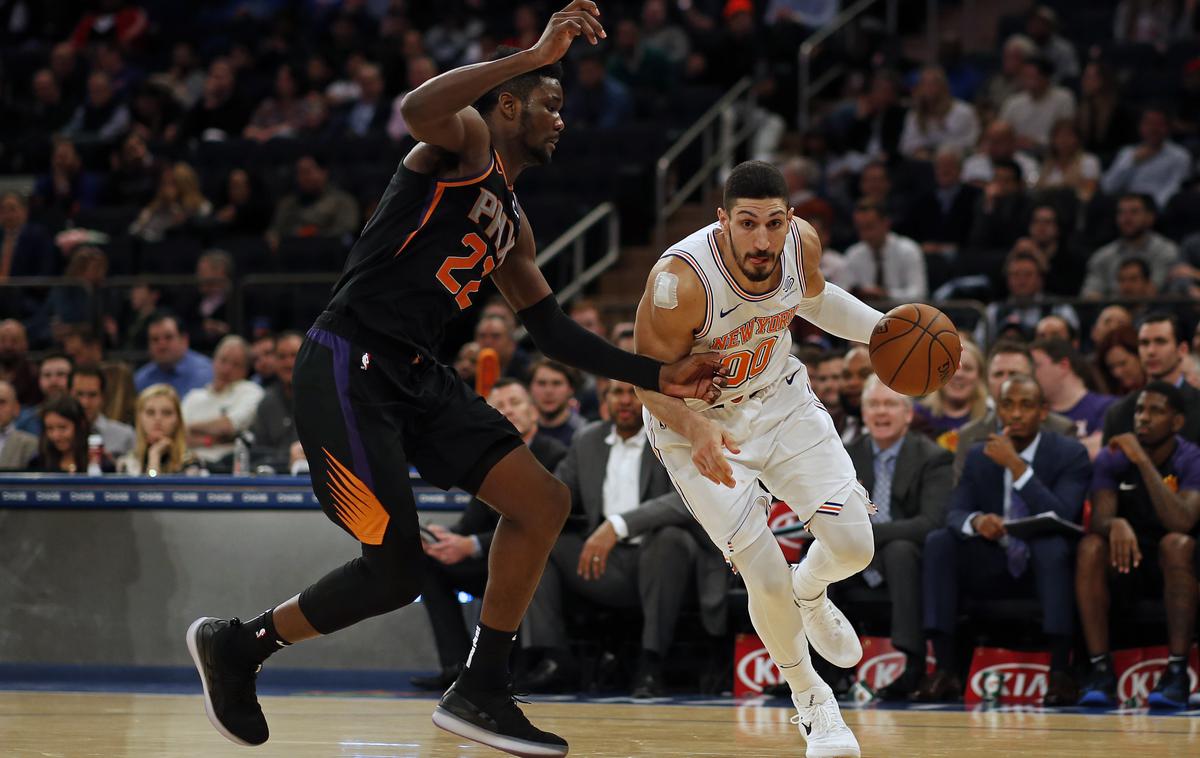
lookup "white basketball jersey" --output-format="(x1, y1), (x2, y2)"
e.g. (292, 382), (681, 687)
(663, 220), (809, 410)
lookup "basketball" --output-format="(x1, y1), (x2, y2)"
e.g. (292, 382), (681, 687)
(868, 304), (962, 397)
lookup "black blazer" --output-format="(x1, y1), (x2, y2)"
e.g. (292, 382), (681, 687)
(903, 183), (981, 250)
(847, 431), (953, 546)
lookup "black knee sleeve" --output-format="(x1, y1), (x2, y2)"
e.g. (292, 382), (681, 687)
(298, 545), (425, 635)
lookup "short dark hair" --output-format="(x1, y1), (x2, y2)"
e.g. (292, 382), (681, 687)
(992, 157), (1023, 183)
(490, 377), (527, 393)
(531, 357), (579, 391)
(41, 351), (74, 369)
(1137, 311), (1183, 344)
(71, 363), (106, 394)
(1024, 55), (1054, 78)
(474, 46), (565, 117)
(1030, 337), (1088, 380)
(1141, 380), (1186, 415)
(987, 340), (1032, 365)
(1119, 192), (1157, 215)
(147, 311), (182, 334)
(815, 350), (845, 368)
(1118, 257), (1151, 280)
(723, 160), (789, 210)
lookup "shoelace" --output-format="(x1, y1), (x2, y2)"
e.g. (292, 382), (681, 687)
(790, 699), (849, 736)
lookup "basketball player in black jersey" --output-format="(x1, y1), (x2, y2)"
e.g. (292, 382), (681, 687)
(185, 3), (723, 756)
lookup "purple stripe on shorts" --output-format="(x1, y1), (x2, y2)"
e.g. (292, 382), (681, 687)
(306, 327), (375, 491)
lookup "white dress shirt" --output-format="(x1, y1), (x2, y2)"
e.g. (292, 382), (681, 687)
(181, 379), (265, 463)
(602, 428), (647, 540)
(962, 432), (1041, 535)
(842, 232), (928, 300)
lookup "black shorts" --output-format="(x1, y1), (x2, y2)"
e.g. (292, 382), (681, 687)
(1109, 541), (1164, 610)
(291, 313), (522, 545)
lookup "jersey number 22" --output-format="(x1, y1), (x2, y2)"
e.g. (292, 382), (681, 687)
(437, 233), (495, 310)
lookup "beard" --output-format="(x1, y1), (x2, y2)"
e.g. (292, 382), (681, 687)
(521, 111), (552, 166)
(736, 249), (782, 282)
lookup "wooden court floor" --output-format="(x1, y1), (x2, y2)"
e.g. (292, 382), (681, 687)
(2, 690), (1198, 757)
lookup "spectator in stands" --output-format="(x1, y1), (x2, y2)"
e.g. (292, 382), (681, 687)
(184, 250), (234, 354)
(0, 380), (37, 470)
(119, 383), (195, 475)
(107, 132), (161, 206)
(1035, 314), (1076, 346)
(265, 155), (360, 249)
(999, 56), (1075, 151)
(49, 41), (85, 105)
(134, 312), (212, 398)
(856, 161), (908, 227)
(213, 168), (272, 236)
(843, 200), (927, 301)
(0, 320), (41, 406)
(840, 345), (872, 445)
(1025, 6), (1078, 80)
(70, 364), (134, 457)
(69, 0), (149, 52)
(453, 341), (479, 386)
(899, 65), (979, 161)
(521, 380), (719, 698)
(915, 375), (1090, 704)
(563, 49), (633, 130)
(641, 0), (690, 66)
(841, 69), (906, 163)
(387, 56), (439, 142)
(1114, 0), (1193, 45)
(1104, 313), (1200, 441)
(32, 137), (103, 218)
(1031, 338), (1117, 458)
(128, 80), (182, 142)
(411, 378), (568, 692)
(120, 280), (161, 351)
(1037, 120), (1100, 202)
(846, 376), (953, 700)
(243, 64), (314, 142)
(1076, 382), (1200, 709)
(24, 68), (72, 136)
(182, 335), (264, 468)
(1076, 61), (1138, 161)
(63, 328), (135, 424)
(28, 394), (99, 473)
(979, 245), (1080, 346)
(1094, 323), (1146, 397)
(967, 159), (1033, 262)
(249, 331), (302, 469)
(1092, 305), (1134, 349)
(608, 16), (674, 94)
(128, 162), (212, 243)
(474, 311), (532, 382)
(0, 192), (55, 279)
(962, 119), (1039, 186)
(811, 351), (847, 439)
(1101, 107), (1192, 210)
(1116, 258), (1157, 314)
(16, 352), (72, 436)
(904, 147), (980, 260)
(62, 71), (131, 146)
(342, 62), (389, 138)
(1082, 194), (1180, 298)
(169, 58), (250, 144)
(568, 299), (606, 339)
(1019, 204), (1085, 296)
(979, 34), (1035, 115)
(250, 334), (277, 387)
(530, 359), (585, 447)
(916, 341), (988, 451)
(149, 41), (205, 109)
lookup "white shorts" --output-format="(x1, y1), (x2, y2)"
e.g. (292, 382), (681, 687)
(644, 356), (861, 558)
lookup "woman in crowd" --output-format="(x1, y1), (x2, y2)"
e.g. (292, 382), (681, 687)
(1038, 119), (1100, 202)
(29, 394), (110, 473)
(119, 384), (196, 476)
(128, 162), (211, 243)
(212, 168), (273, 236)
(916, 340), (988, 451)
(1094, 324), (1146, 396)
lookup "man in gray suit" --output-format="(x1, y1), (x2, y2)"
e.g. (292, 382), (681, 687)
(0, 380), (38, 470)
(844, 376), (953, 699)
(954, 341), (1074, 482)
(520, 380), (721, 698)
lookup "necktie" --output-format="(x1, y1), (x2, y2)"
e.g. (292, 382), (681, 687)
(1005, 486), (1030, 578)
(873, 450), (893, 523)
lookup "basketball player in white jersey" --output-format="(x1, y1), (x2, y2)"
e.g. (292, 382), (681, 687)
(635, 161), (887, 757)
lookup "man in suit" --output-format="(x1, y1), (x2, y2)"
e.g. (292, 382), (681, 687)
(844, 377), (953, 700)
(0, 379), (37, 470)
(914, 375), (1091, 705)
(954, 341), (1074, 482)
(410, 378), (568, 691)
(1103, 312), (1200, 442)
(520, 379), (717, 698)
(903, 146), (980, 263)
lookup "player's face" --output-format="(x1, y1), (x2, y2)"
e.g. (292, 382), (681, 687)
(997, 380), (1046, 441)
(44, 411), (76, 454)
(605, 380), (643, 435)
(520, 80), (565, 166)
(719, 199), (792, 283)
(1134, 390), (1180, 448)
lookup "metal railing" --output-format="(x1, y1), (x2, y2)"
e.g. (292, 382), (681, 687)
(533, 201), (619, 305)
(797, 0), (899, 133)
(653, 77), (756, 248)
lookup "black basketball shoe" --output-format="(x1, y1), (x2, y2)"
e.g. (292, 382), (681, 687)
(186, 617), (269, 746)
(432, 680), (568, 757)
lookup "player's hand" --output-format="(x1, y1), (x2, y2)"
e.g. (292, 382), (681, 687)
(971, 512), (1006, 541)
(423, 524), (475, 565)
(529, 1), (606, 66)
(1109, 518), (1141, 573)
(659, 352), (729, 404)
(1109, 433), (1149, 467)
(578, 521), (618, 580)
(687, 417), (739, 488)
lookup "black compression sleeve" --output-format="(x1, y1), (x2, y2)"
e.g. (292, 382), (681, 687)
(517, 294), (663, 390)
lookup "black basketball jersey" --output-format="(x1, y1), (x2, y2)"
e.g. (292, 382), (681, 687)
(326, 149), (520, 353)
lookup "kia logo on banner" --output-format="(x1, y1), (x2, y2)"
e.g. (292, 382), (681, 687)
(968, 664), (1049, 701)
(858, 650), (908, 690)
(1117, 659), (1199, 704)
(768, 501), (804, 563)
(734, 633), (782, 696)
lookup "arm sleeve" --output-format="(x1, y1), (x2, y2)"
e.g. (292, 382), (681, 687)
(519, 294), (662, 390)
(793, 281), (885, 345)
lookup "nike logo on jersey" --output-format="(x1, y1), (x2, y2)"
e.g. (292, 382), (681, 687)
(719, 303), (742, 318)
(785, 369), (801, 385)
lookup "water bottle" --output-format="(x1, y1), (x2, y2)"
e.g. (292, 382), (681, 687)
(87, 434), (104, 476)
(982, 671), (1004, 705)
(232, 431), (253, 476)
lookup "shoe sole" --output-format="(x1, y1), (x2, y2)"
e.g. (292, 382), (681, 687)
(796, 598), (863, 669)
(804, 744), (861, 758)
(1147, 693), (1186, 710)
(185, 616), (259, 747)
(432, 705), (568, 757)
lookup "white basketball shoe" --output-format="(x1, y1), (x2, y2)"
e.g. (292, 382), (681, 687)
(792, 686), (860, 758)
(792, 586), (862, 668)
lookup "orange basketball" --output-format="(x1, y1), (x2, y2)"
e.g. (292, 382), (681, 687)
(868, 304), (962, 397)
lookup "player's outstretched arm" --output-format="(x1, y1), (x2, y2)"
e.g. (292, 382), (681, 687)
(494, 214), (723, 402)
(791, 218), (885, 344)
(634, 258), (740, 488)
(399, 1), (605, 156)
